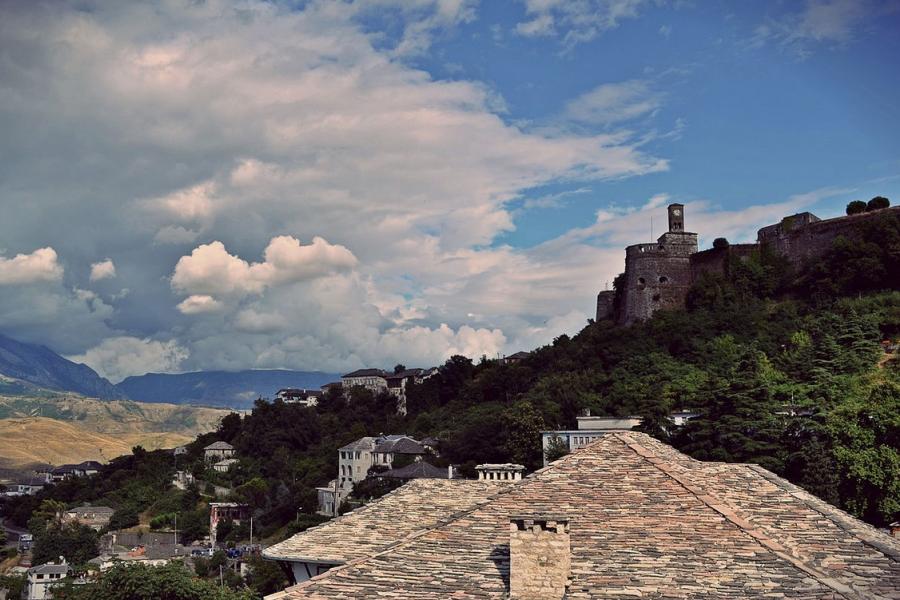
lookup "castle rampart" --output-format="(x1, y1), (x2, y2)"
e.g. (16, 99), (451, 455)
(596, 202), (897, 326)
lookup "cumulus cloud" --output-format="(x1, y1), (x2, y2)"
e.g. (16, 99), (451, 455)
(171, 236), (357, 298)
(0, 247), (64, 285)
(176, 295), (223, 315)
(89, 259), (117, 281)
(68, 337), (189, 383)
(0, 0), (672, 374)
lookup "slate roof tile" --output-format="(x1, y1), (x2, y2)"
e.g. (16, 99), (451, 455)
(269, 432), (900, 599)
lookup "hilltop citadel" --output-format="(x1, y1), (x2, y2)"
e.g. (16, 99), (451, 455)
(598, 202), (900, 325)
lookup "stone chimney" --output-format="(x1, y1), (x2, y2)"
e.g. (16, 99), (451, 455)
(509, 515), (570, 600)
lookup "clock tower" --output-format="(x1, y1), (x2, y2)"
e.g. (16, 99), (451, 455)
(668, 203), (684, 232)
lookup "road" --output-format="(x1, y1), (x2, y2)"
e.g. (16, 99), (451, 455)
(1, 517), (28, 549)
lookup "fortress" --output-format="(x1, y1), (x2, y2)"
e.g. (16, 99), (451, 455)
(597, 203), (899, 325)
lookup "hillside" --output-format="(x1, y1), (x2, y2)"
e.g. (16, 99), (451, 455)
(118, 369), (339, 409)
(0, 417), (193, 473)
(0, 334), (123, 399)
(0, 394), (231, 473)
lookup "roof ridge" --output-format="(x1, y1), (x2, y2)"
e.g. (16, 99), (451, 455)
(615, 433), (879, 600)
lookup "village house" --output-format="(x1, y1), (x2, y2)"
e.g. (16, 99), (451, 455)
(264, 431), (900, 599)
(63, 505), (115, 531)
(204, 441), (235, 462)
(339, 368), (388, 394)
(209, 502), (250, 546)
(213, 458), (238, 473)
(22, 560), (70, 600)
(1, 480), (44, 497)
(275, 388), (322, 407)
(499, 350), (530, 365)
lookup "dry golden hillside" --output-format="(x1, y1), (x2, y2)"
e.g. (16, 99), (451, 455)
(0, 417), (194, 469)
(0, 395), (232, 473)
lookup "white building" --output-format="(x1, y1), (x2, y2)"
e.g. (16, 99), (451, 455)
(540, 416), (642, 465)
(276, 388), (322, 407)
(316, 480), (339, 517)
(213, 458), (238, 472)
(340, 369), (388, 395)
(334, 434), (428, 511)
(23, 560), (70, 600)
(204, 441), (235, 462)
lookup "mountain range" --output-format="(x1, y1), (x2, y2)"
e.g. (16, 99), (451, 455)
(0, 333), (339, 409)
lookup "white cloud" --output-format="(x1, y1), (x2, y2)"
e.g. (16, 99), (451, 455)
(176, 295), (223, 315)
(171, 236), (358, 299)
(750, 0), (888, 56)
(89, 259), (116, 281)
(515, 0), (653, 48)
(68, 337), (189, 383)
(0, 247), (64, 285)
(0, 0), (669, 373)
(564, 80), (662, 126)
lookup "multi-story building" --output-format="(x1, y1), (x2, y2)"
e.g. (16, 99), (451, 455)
(340, 369), (388, 394)
(63, 505), (115, 531)
(22, 560), (70, 600)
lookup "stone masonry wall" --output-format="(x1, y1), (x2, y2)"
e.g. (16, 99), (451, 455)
(758, 206), (900, 267)
(509, 517), (570, 600)
(619, 232), (697, 325)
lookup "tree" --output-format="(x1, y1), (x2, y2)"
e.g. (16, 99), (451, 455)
(867, 196), (890, 211)
(543, 434), (569, 463)
(393, 364), (407, 374)
(846, 200), (867, 215)
(51, 562), (254, 600)
(32, 522), (99, 566)
(713, 237), (730, 249)
(0, 574), (25, 599)
(244, 555), (289, 596)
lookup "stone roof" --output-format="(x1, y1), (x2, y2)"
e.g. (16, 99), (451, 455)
(204, 441), (234, 451)
(341, 368), (386, 378)
(262, 479), (510, 565)
(28, 562), (70, 576)
(381, 461), (448, 480)
(372, 436), (426, 455)
(270, 431), (900, 599)
(338, 436), (379, 452)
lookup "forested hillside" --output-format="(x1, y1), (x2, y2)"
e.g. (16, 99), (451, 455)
(5, 209), (897, 560)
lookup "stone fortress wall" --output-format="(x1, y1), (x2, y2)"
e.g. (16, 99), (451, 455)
(598, 204), (899, 325)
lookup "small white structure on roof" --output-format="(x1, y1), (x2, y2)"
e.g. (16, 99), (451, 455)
(475, 463), (524, 481)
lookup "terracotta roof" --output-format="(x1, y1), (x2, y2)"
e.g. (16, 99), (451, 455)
(270, 431), (900, 599)
(262, 479), (510, 565)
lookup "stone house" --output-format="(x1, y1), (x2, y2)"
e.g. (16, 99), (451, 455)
(63, 505), (115, 531)
(263, 431), (900, 599)
(204, 441), (235, 462)
(213, 458), (238, 473)
(276, 388), (322, 407)
(340, 369), (388, 394)
(22, 560), (70, 600)
(209, 503), (250, 546)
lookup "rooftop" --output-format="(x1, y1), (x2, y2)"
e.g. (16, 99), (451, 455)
(67, 505), (115, 515)
(263, 479), (509, 565)
(341, 368), (386, 378)
(381, 461), (448, 480)
(270, 431), (900, 599)
(204, 441), (234, 451)
(372, 436), (426, 455)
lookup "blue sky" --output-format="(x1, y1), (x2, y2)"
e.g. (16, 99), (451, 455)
(0, 0), (898, 379)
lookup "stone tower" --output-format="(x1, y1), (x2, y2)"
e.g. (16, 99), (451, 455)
(617, 204), (698, 325)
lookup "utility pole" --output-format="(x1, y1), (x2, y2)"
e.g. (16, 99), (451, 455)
(249, 516), (253, 546)
(219, 565), (224, 587)
(174, 514), (178, 547)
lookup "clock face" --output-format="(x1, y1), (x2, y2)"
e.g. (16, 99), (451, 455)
(673, 209), (681, 216)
